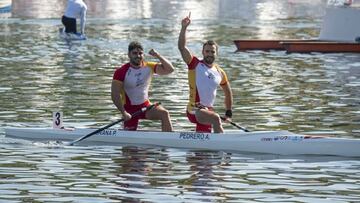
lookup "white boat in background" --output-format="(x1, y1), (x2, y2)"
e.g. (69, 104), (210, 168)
(319, 0), (360, 42)
(0, 5), (11, 13)
(4, 127), (360, 157)
(59, 28), (87, 41)
(0, 0), (11, 18)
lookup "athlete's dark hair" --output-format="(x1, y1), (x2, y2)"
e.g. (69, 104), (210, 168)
(203, 40), (218, 53)
(128, 41), (144, 52)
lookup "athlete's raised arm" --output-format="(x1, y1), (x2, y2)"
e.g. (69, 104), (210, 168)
(178, 12), (193, 65)
(148, 49), (174, 75)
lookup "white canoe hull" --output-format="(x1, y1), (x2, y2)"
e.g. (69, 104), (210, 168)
(4, 127), (360, 157)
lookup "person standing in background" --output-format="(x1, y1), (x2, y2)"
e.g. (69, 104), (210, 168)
(61, 0), (87, 35)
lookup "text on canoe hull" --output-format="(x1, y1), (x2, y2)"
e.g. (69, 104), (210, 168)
(94, 130), (318, 142)
(95, 130), (211, 141)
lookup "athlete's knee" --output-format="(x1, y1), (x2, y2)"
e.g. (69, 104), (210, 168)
(160, 108), (170, 119)
(149, 108), (170, 120)
(210, 113), (221, 125)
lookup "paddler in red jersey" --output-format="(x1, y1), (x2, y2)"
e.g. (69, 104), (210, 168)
(111, 41), (174, 131)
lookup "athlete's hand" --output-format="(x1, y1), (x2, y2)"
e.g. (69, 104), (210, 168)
(222, 110), (232, 122)
(148, 49), (160, 58)
(122, 111), (132, 121)
(222, 116), (232, 123)
(181, 12), (191, 28)
(195, 102), (208, 110)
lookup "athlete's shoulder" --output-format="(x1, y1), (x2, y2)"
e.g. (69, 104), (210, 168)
(215, 65), (228, 85)
(188, 56), (200, 69)
(143, 61), (158, 69)
(214, 64), (224, 71)
(113, 63), (131, 81)
(191, 56), (200, 63)
(116, 63), (130, 71)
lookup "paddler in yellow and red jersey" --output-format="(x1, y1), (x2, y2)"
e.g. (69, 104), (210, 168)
(178, 13), (233, 133)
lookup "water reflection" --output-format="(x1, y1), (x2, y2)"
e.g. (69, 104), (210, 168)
(110, 148), (234, 202)
(10, 0), (327, 20)
(184, 151), (230, 202)
(86, 0), (153, 19)
(11, 0), (66, 18)
(112, 147), (155, 202)
(110, 146), (178, 202)
(0, 140), (359, 202)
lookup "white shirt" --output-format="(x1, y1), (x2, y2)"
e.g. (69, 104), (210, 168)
(195, 63), (223, 107)
(64, 0), (87, 34)
(113, 62), (158, 106)
(186, 57), (228, 112)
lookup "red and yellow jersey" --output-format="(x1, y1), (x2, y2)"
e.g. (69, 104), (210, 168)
(187, 56), (228, 112)
(113, 62), (158, 106)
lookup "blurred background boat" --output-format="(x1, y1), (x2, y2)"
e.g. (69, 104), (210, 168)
(234, 0), (360, 53)
(0, 0), (11, 14)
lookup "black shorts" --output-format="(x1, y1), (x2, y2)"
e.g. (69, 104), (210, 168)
(61, 15), (77, 34)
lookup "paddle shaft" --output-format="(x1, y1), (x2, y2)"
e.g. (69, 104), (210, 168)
(220, 116), (250, 132)
(68, 119), (123, 146)
(67, 102), (159, 145)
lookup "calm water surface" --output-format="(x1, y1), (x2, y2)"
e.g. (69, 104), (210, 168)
(0, 0), (360, 202)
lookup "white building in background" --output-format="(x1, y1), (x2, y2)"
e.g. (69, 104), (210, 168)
(319, 0), (360, 42)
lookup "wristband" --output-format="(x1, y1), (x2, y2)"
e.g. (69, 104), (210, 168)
(225, 110), (232, 118)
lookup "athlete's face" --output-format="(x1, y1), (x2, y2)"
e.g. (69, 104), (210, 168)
(202, 44), (217, 65)
(128, 48), (144, 66)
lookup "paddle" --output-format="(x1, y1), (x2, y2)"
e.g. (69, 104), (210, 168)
(66, 102), (160, 146)
(220, 116), (250, 132)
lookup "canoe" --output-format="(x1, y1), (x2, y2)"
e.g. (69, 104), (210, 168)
(281, 41), (360, 53)
(233, 5), (360, 53)
(233, 39), (360, 53)
(4, 127), (360, 157)
(0, 5), (11, 13)
(233, 39), (316, 51)
(233, 39), (287, 51)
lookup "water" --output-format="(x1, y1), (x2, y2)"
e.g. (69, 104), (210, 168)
(0, 0), (360, 202)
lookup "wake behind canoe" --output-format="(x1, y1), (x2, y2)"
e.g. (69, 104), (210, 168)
(4, 127), (360, 157)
